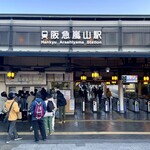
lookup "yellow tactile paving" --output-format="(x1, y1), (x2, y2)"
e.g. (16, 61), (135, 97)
(1, 131), (150, 136)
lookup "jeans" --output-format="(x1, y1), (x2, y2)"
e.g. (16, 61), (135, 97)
(7, 121), (18, 140)
(32, 119), (46, 141)
(43, 116), (54, 135)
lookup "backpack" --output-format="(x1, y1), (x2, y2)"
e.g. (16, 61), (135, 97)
(47, 101), (55, 112)
(60, 97), (67, 106)
(34, 101), (45, 119)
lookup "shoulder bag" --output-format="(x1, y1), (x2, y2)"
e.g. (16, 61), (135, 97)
(3, 101), (15, 123)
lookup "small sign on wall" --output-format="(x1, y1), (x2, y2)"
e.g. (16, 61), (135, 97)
(5, 73), (46, 85)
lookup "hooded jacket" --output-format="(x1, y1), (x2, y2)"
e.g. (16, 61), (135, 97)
(29, 98), (46, 120)
(4, 99), (20, 121)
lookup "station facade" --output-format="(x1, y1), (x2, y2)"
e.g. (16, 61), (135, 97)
(0, 14), (150, 114)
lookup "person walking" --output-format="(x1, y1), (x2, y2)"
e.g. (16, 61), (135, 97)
(56, 90), (67, 124)
(43, 94), (57, 136)
(106, 88), (112, 110)
(29, 92), (47, 143)
(4, 92), (22, 144)
(97, 87), (103, 107)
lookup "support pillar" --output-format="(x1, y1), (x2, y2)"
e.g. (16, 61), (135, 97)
(103, 82), (107, 97)
(118, 80), (124, 113)
(138, 81), (142, 97)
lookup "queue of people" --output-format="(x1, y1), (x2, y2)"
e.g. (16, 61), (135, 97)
(0, 88), (67, 144)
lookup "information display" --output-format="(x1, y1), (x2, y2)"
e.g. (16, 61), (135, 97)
(122, 75), (138, 83)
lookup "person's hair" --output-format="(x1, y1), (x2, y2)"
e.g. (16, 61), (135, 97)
(1, 91), (7, 97)
(35, 92), (42, 98)
(46, 94), (52, 99)
(56, 90), (61, 94)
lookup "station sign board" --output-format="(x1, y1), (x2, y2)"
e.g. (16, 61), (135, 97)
(41, 30), (102, 45)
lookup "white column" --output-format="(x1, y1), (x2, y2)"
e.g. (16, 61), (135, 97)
(103, 82), (107, 97)
(118, 80), (124, 113)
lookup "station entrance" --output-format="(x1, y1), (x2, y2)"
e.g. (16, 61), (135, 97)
(1, 56), (150, 120)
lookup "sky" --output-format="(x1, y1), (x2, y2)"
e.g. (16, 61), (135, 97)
(0, 0), (150, 15)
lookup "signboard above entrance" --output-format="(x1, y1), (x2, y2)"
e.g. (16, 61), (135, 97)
(41, 30), (102, 45)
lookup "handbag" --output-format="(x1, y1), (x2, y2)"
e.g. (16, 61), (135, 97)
(3, 101), (15, 123)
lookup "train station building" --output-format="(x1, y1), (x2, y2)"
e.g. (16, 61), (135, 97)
(0, 14), (150, 114)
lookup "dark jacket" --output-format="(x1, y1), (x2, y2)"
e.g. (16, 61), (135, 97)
(57, 93), (66, 107)
(29, 98), (46, 120)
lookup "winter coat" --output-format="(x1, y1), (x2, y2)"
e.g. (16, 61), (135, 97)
(4, 100), (20, 121)
(29, 98), (46, 120)
(57, 93), (66, 107)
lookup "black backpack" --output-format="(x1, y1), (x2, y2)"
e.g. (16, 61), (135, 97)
(47, 101), (55, 112)
(60, 97), (67, 106)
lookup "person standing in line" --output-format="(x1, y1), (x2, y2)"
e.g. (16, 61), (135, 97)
(26, 91), (35, 131)
(4, 92), (22, 144)
(43, 94), (57, 136)
(29, 92), (47, 143)
(56, 90), (67, 124)
(0, 91), (7, 121)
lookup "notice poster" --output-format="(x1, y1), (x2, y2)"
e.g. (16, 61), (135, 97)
(60, 90), (71, 100)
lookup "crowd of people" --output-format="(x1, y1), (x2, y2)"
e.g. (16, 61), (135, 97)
(0, 88), (67, 144)
(78, 84), (112, 108)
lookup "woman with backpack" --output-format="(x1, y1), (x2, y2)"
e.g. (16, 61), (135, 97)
(43, 94), (57, 136)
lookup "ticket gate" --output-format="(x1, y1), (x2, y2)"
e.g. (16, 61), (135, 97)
(112, 97), (120, 112)
(82, 100), (85, 112)
(128, 99), (139, 112)
(139, 98), (150, 112)
(105, 99), (110, 112)
(92, 100), (98, 112)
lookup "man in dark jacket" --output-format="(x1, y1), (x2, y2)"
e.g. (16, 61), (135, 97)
(29, 92), (47, 143)
(56, 90), (66, 124)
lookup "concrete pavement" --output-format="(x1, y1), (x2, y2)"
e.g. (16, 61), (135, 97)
(0, 139), (150, 150)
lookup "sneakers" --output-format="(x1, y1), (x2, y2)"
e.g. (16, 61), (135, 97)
(6, 137), (22, 144)
(58, 121), (62, 124)
(14, 137), (22, 141)
(35, 140), (39, 143)
(30, 126), (33, 131)
(6, 140), (11, 144)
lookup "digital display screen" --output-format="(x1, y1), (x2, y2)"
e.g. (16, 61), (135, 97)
(122, 75), (138, 83)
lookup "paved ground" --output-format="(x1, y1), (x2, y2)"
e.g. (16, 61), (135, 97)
(1, 139), (150, 150)
(0, 102), (150, 150)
